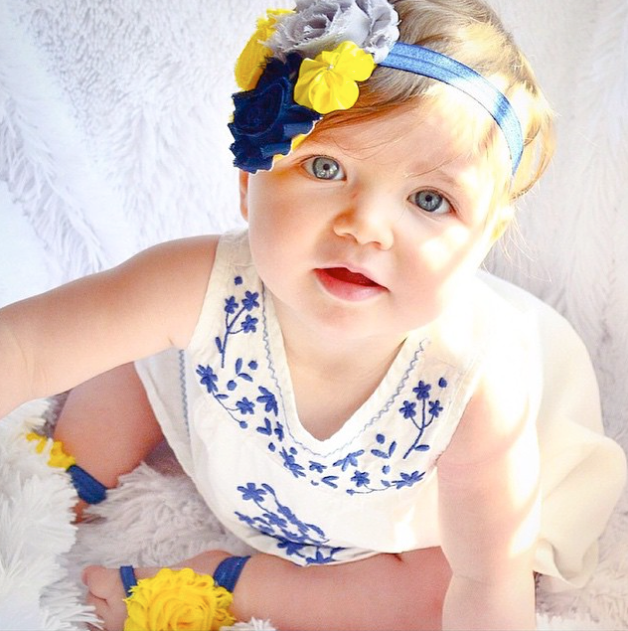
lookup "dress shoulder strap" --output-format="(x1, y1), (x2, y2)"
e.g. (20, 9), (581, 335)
(187, 230), (259, 360)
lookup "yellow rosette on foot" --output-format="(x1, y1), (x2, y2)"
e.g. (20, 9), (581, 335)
(25, 432), (76, 469)
(123, 568), (235, 631)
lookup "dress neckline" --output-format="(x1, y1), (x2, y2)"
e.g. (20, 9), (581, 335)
(261, 287), (429, 455)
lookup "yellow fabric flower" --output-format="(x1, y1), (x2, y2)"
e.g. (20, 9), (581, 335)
(25, 432), (76, 469)
(235, 9), (293, 91)
(294, 41), (376, 114)
(123, 568), (235, 631)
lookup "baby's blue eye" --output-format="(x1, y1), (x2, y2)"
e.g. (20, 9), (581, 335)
(304, 156), (344, 180)
(410, 190), (451, 215)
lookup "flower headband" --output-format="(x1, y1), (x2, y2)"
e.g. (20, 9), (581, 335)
(229, 0), (523, 175)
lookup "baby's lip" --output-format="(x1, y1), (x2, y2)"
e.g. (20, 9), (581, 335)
(323, 267), (383, 288)
(315, 266), (387, 302)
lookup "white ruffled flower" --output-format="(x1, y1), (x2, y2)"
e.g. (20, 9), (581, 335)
(269, 0), (399, 64)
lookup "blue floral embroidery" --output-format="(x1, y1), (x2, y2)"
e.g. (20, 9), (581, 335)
(371, 433), (397, 461)
(345, 377), (448, 495)
(309, 461), (326, 473)
(235, 483), (344, 564)
(321, 475), (340, 489)
(257, 386), (279, 415)
(280, 447), (307, 479)
(215, 282), (261, 368)
(394, 471), (426, 488)
(400, 376), (449, 459)
(351, 471), (370, 487)
(196, 276), (279, 430)
(197, 274), (453, 496)
(333, 450), (365, 472)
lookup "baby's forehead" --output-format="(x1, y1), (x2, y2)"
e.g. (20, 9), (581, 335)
(306, 95), (499, 162)
(299, 96), (512, 202)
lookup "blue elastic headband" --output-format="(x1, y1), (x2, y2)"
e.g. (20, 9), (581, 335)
(229, 2), (525, 176)
(379, 42), (524, 174)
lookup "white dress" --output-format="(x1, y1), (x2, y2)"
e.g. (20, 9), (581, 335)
(136, 230), (626, 592)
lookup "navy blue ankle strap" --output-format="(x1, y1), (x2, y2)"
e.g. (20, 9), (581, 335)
(67, 464), (108, 504)
(213, 556), (251, 592)
(119, 565), (138, 598)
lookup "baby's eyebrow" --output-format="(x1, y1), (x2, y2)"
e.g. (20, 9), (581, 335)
(299, 136), (341, 152)
(404, 165), (461, 189)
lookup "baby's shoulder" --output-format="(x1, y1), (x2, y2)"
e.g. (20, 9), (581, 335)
(129, 233), (220, 287)
(436, 274), (545, 468)
(431, 271), (541, 373)
(138, 233), (220, 265)
(118, 234), (221, 348)
(438, 336), (536, 470)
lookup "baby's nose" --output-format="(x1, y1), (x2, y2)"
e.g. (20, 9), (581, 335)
(333, 195), (395, 250)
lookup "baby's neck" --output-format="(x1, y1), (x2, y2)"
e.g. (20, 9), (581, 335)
(284, 331), (402, 381)
(283, 329), (405, 441)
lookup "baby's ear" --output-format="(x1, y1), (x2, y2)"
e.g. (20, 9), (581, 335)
(490, 204), (515, 242)
(239, 171), (250, 221)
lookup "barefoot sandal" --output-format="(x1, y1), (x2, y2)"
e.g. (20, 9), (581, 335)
(119, 557), (250, 631)
(26, 433), (108, 504)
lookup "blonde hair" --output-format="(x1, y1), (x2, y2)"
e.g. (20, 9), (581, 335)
(313, 0), (555, 202)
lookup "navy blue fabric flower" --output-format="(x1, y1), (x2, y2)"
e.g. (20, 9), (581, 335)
(229, 55), (322, 173)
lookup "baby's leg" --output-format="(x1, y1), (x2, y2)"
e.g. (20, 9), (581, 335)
(54, 363), (163, 517)
(83, 547), (451, 631)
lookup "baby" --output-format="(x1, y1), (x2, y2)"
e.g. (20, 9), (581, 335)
(1, 0), (625, 629)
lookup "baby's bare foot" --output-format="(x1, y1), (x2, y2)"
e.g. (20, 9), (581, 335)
(82, 553), (229, 630)
(82, 565), (159, 631)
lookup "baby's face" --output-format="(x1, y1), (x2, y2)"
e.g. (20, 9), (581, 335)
(239, 99), (509, 345)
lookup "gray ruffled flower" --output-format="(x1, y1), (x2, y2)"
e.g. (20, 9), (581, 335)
(269, 0), (399, 64)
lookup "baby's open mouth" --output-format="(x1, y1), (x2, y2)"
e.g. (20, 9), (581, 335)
(323, 267), (381, 287)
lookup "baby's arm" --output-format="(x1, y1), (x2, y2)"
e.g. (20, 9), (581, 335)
(0, 236), (217, 418)
(437, 334), (540, 629)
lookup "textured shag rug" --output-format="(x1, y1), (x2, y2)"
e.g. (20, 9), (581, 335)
(1, 0), (627, 628)
(0, 400), (274, 630)
(1, 399), (626, 630)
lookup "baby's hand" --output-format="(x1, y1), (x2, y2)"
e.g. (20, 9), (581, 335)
(83, 565), (128, 630)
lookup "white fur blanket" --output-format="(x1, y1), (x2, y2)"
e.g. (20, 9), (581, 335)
(1, 0), (627, 628)
(1, 401), (625, 630)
